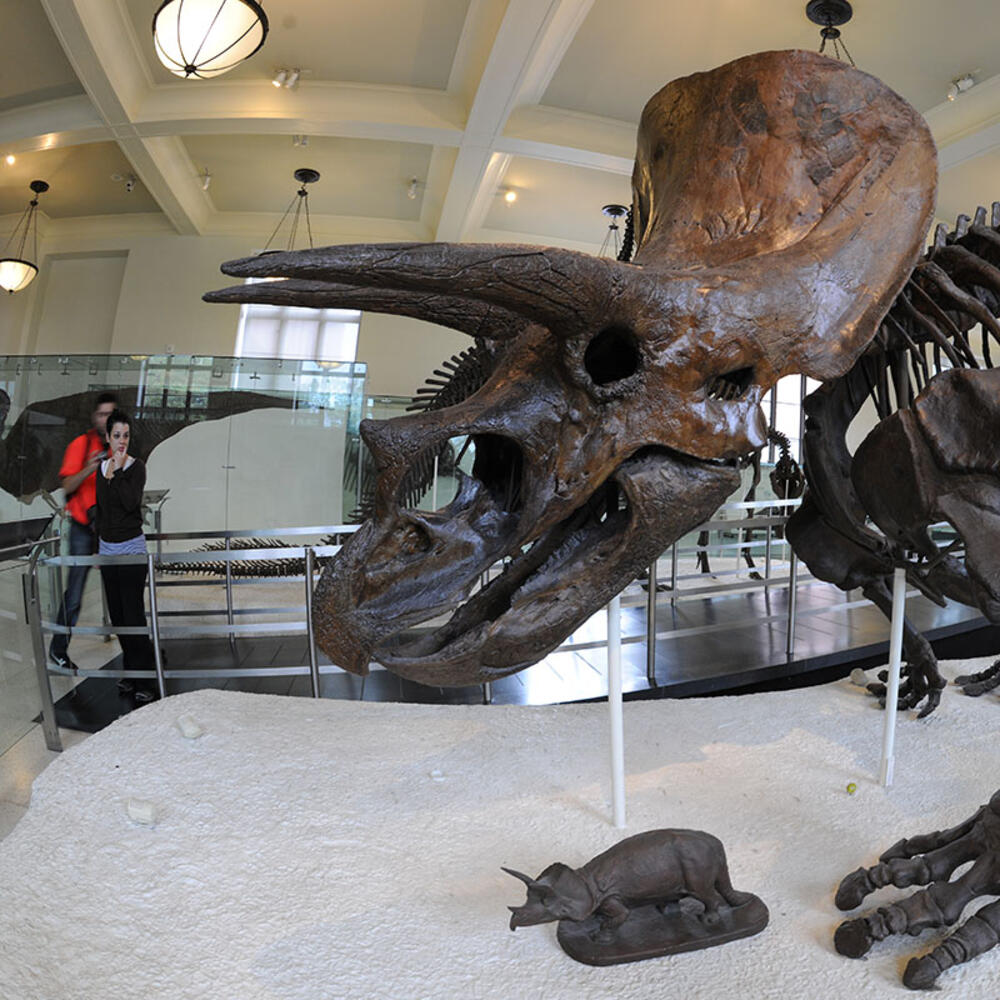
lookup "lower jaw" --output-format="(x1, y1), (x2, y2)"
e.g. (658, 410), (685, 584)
(366, 448), (741, 686)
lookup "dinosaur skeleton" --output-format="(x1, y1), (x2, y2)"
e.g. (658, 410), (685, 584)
(206, 49), (943, 688)
(787, 208), (1000, 716)
(834, 789), (1000, 990)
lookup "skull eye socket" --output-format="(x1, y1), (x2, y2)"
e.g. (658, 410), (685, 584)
(583, 326), (641, 386)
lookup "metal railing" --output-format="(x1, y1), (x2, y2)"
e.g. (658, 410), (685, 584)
(25, 497), (929, 752)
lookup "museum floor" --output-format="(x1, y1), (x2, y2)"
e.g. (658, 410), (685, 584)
(3, 658), (1000, 999)
(44, 574), (995, 735)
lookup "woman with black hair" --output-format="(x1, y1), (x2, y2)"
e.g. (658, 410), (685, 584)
(96, 408), (157, 703)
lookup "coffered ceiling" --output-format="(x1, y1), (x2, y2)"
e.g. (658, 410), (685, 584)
(2, 0), (999, 251)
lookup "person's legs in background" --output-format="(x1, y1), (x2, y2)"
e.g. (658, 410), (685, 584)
(116, 560), (157, 703)
(49, 519), (94, 668)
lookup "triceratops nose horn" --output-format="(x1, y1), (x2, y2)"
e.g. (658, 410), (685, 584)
(501, 866), (539, 888)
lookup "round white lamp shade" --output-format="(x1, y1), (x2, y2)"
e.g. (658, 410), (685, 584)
(0, 259), (38, 294)
(153, 0), (268, 80)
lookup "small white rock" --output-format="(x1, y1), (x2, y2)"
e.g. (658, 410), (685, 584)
(176, 714), (205, 739)
(850, 668), (869, 687)
(429, 769), (445, 782)
(126, 798), (157, 825)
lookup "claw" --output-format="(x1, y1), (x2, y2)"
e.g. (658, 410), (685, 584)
(834, 917), (875, 958)
(836, 868), (875, 911)
(903, 954), (942, 990)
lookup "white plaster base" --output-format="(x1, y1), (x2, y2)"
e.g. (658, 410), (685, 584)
(2, 657), (999, 999)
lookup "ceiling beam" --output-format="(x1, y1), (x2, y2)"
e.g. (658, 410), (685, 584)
(40, 0), (208, 234)
(134, 82), (466, 146)
(0, 94), (107, 152)
(435, 0), (596, 241)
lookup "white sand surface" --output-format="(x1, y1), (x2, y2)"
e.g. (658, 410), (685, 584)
(1, 657), (999, 1000)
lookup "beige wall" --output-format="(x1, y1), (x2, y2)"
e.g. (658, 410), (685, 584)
(1, 217), (468, 398)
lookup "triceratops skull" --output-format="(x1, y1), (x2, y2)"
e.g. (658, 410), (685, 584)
(206, 50), (936, 686)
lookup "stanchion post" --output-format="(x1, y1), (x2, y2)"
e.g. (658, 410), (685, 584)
(24, 561), (62, 752)
(646, 561), (657, 684)
(304, 546), (321, 698)
(785, 551), (798, 656)
(607, 594), (626, 829)
(224, 534), (235, 647)
(147, 552), (167, 700)
(879, 565), (907, 787)
(670, 542), (678, 605)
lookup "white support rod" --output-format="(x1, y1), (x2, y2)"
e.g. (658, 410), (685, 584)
(607, 594), (626, 828)
(431, 454), (438, 511)
(879, 566), (907, 787)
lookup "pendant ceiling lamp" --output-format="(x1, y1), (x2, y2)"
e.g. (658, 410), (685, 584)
(0, 180), (48, 294)
(153, 0), (268, 80)
(260, 168), (320, 254)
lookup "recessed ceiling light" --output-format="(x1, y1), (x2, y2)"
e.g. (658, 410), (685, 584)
(4, 155), (14, 166)
(503, 189), (518, 204)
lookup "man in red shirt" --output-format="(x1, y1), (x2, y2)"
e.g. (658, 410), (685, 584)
(49, 392), (117, 669)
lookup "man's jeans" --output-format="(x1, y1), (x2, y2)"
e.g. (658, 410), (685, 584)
(49, 518), (95, 660)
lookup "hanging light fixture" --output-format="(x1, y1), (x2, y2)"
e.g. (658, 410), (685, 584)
(0, 180), (49, 294)
(805, 0), (855, 66)
(598, 204), (628, 259)
(152, 0), (268, 80)
(260, 168), (320, 254)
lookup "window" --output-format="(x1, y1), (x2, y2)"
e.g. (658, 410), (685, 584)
(235, 293), (360, 364)
(762, 374), (821, 461)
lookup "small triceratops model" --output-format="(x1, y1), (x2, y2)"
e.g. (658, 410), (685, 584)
(206, 49), (940, 687)
(503, 828), (767, 966)
(834, 789), (1000, 990)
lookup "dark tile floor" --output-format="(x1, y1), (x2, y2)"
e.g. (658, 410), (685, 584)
(46, 578), (998, 734)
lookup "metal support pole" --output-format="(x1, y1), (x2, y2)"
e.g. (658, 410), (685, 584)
(481, 682), (492, 705)
(785, 551), (799, 656)
(607, 595), (626, 829)
(304, 546), (321, 698)
(670, 542), (678, 605)
(646, 561), (657, 684)
(224, 534), (235, 649)
(155, 506), (163, 560)
(24, 564), (62, 752)
(764, 517), (773, 582)
(147, 553), (167, 700)
(880, 566), (907, 787)
(431, 454), (439, 511)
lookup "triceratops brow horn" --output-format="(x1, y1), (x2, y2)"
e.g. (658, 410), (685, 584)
(218, 242), (633, 336)
(203, 279), (528, 341)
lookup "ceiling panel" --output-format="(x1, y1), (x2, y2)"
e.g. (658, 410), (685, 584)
(182, 134), (433, 219)
(0, 143), (161, 218)
(128, 0), (472, 89)
(0, 0), (84, 112)
(480, 156), (631, 246)
(542, 0), (1000, 123)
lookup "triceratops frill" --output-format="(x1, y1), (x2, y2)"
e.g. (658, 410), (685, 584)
(205, 50), (936, 686)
